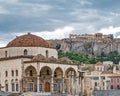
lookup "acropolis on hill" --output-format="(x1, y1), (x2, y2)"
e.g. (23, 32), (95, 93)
(48, 33), (120, 55)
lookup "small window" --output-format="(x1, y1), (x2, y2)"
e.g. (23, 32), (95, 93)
(93, 77), (99, 80)
(111, 79), (113, 83)
(111, 85), (113, 89)
(24, 49), (28, 56)
(54, 84), (57, 91)
(5, 84), (8, 92)
(46, 69), (49, 75)
(97, 67), (99, 70)
(101, 67), (102, 71)
(39, 84), (42, 91)
(11, 70), (14, 77)
(54, 72), (57, 77)
(5, 80), (8, 92)
(16, 83), (19, 91)
(46, 50), (48, 58)
(30, 70), (33, 76)
(95, 82), (97, 86)
(117, 79), (119, 83)
(0, 84), (1, 91)
(5, 71), (8, 77)
(5, 51), (7, 57)
(16, 70), (18, 76)
(12, 83), (15, 91)
(103, 82), (105, 86)
(28, 83), (33, 91)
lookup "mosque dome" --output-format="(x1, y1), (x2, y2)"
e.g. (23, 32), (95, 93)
(6, 33), (52, 48)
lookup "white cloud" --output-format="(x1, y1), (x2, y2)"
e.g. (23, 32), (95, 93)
(0, 41), (6, 47)
(15, 26), (75, 40)
(0, 6), (9, 14)
(98, 26), (120, 35)
(78, 0), (92, 5)
(33, 26), (75, 39)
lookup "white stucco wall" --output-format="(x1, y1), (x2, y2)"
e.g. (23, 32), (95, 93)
(0, 47), (58, 59)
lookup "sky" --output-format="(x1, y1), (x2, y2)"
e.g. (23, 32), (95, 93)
(0, 0), (120, 47)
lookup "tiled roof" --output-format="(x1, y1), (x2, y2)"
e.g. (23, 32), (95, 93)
(6, 33), (52, 48)
(101, 70), (113, 74)
(108, 76), (120, 78)
(95, 62), (103, 66)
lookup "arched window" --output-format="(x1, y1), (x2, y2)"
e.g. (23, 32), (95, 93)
(5, 71), (8, 77)
(16, 83), (19, 91)
(16, 79), (19, 91)
(11, 70), (14, 77)
(30, 70), (33, 76)
(46, 50), (48, 58)
(5, 80), (8, 92)
(16, 70), (18, 76)
(24, 49), (28, 56)
(46, 69), (49, 75)
(11, 79), (14, 91)
(5, 51), (7, 57)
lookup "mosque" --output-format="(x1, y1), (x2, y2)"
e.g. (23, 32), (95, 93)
(0, 33), (80, 94)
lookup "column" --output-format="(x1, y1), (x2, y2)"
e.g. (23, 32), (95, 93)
(62, 76), (65, 93)
(51, 73), (54, 93)
(37, 76), (40, 92)
(82, 78), (84, 94)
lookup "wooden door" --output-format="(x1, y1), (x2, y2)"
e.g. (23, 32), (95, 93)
(45, 82), (50, 92)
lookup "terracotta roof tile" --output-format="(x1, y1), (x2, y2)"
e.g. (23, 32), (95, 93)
(101, 70), (113, 74)
(95, 62), (103, 66)
(6, 33), (52, 48)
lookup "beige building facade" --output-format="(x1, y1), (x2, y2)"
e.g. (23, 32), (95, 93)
(0, 33), (80, 94)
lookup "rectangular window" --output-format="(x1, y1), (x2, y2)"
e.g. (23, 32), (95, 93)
(103, 82), (105, 86)
(111, 85), (113, 89)
(16, 83), (19, 91)
(28, 83), (33, 91)
(0, 84), (1, 91)
(39, 84), (42, 92)
(101, 76), (105, 80)
(93, 77), (99, 80)
(12, 83), (15, 91)
(5, 84), (8, 92)
(54, 84), (57, 91)
(95, 82), (97, 86)
(111, 79), (113, 83)
(117, 85), (120, 89)
(117, 79), (119, 83)
(5, 71), (8, 77)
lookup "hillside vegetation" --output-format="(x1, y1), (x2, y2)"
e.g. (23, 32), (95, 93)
(58, 50), (120, 64)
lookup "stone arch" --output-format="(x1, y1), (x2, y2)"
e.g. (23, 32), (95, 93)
(40, 66), (52, 77)
(65, 67), (77, 93)
(65, 67), (77, 78)
(39, 66), (52, 92)
(25, 66), (37, 77)
(54, 67), (63, 78)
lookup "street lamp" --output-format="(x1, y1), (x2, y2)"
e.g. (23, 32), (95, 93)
(77, 64), (85, 96)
